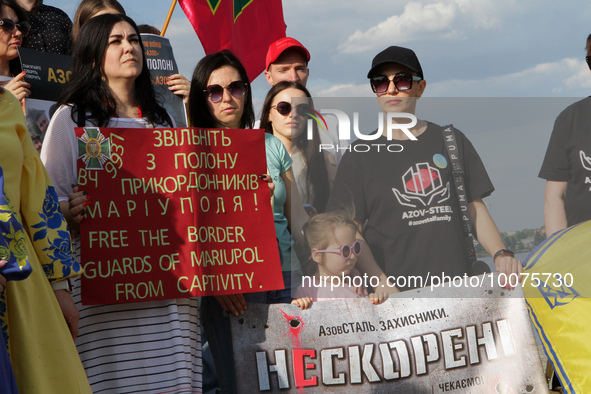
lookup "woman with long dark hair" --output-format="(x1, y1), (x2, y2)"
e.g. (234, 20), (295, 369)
(188, 50), (255, 130)
(260, 81), (335, 213)
(189, 50), (308, 393)
(71, 0), (191, 110)
(41, 14), (201, 393)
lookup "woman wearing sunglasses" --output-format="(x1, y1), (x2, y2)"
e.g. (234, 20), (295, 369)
(0, 0), (31, 102)
(41, 14), (202, 393)
(189, 50), (308, 394)
(260, 81), (335, 214)
(327, 46), (522, 295)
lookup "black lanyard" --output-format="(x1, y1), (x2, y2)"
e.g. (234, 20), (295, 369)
(442, 124), (476, 263)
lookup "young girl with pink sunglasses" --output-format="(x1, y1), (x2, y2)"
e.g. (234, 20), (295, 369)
(292, 210), (388, 309)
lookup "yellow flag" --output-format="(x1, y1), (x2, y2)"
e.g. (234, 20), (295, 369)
(523, 221), (591, 394)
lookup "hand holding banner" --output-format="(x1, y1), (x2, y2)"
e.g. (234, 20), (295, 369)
(231, 281), (547, 393)
(76, 126), (283, 304)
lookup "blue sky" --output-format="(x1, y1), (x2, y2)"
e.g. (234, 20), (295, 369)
(50, 0), (591, 232)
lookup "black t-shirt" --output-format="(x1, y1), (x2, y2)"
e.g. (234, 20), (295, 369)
(539, 97), (591, 227)
(327, 122), (494, 290)
(22, 5), (72, 55)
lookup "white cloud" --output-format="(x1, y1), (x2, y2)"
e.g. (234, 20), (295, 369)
(454, 0), (503, 29)
(338, 0), (530, 55)
(557, 59), (591, 93)
(314, 83), (373, 97)
(340, 2), (458, 54)
(426, 58), (591, 97)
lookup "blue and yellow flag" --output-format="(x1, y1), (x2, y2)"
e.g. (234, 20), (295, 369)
(523, 221), (591, 393)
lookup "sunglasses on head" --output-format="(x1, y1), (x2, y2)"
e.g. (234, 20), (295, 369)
(370, 73), (422, 94)
(204, 80), (247, 103)
(271, 101), (310, 117)
(312, 240), (363, 260)
(586, 56), (591, 70)
(0, 19), (30, 37)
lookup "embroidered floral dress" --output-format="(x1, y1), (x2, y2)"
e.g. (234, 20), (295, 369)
(0, 91), (91, 393)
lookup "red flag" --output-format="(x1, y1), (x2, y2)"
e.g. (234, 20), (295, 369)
(179, 0), (286, 82)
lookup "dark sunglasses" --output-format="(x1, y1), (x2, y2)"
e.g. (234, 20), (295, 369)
(370, 73), (422, 94)
(271, 101), (309, 117)
(586, 56), (591, 70)
(204, 80), (247, 103)
(0, 19), (30, 37)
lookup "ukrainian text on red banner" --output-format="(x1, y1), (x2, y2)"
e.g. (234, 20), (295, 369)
(76, 127), (283, 304)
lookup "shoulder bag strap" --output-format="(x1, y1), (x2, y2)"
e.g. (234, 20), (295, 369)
(441, 124), (477, 263)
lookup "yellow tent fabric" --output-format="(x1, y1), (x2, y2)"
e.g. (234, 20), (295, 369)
(523, 221), (591, 394)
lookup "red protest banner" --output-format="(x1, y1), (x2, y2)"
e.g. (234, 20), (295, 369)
(75, 127), (283, 304)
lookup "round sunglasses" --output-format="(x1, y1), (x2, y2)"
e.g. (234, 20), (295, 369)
(312, 240), (363, 260)
(271, 101), (310, 117)
(0, 19), (30, 37)
(370, 73), (422, 94)
(204, 80), (247, 103)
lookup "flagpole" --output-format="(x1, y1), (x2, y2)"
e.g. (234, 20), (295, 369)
(161, 0), (178, 36)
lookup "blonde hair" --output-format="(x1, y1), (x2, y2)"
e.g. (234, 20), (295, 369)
(302, 210), (358, 275)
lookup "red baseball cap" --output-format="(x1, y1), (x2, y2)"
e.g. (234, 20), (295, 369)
(265, 37), (310, 71)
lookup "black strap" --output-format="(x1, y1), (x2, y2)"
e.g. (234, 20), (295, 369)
(441, 124), (477, 263)
(75, 104), (86, 127)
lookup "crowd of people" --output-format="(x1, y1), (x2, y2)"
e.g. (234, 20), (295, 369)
(0, 0), (589, 393)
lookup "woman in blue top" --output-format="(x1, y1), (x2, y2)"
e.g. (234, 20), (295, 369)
(260, 81), (333, 214)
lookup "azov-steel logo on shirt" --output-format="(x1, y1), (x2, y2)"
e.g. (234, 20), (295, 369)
(392, 163), (451, 208)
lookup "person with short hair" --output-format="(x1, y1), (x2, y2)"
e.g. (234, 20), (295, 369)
(264, 36), (310, 87)
(327, 46), (522, 293)
(539, 34), (591, 236)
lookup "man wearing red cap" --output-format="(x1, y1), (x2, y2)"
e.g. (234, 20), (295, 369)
(264, 37), (310, 87)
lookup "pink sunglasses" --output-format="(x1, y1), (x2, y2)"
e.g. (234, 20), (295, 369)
(311, 240), (362, 260)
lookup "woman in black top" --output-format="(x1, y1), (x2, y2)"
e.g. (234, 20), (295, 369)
(16, 0), (72, 54)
